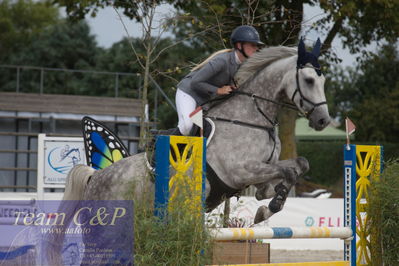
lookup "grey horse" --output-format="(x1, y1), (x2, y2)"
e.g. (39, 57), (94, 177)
(49, 40), (330, 264)
(205, 39), (330, 222)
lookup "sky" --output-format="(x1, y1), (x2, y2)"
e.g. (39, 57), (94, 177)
(85, 4), (373, 69)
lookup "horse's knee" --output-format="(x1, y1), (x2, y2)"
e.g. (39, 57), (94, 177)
(296, 157), (309, 174)
(282, 167), (297, 184)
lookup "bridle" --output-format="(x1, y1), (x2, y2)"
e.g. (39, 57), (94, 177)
(291, 65), (327, 119)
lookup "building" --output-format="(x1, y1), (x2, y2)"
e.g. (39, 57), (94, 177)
(0, 91), (142, 199)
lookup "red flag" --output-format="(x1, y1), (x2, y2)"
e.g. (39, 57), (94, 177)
(345, 117), (356, 136)
(345, 117), (356, 148)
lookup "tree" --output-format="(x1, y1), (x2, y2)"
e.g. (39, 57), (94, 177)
(53, 0), (216, 148)
(95, 36), (202, 128)
(329, 43), (399, 142)
(317, 0), (399, 55)
(0, 0), (59, 60)
(3, 20), (101, 94)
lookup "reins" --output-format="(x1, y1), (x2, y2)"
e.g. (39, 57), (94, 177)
(201, 65), (326, 163)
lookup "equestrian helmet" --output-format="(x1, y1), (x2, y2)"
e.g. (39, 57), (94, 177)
(230, 25), (264, 46)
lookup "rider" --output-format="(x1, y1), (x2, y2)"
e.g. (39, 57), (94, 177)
(167, 25), (264, 136)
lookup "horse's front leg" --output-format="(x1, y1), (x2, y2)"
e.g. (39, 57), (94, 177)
(254, 157), (309, 200)
(241, 157), (309, 223)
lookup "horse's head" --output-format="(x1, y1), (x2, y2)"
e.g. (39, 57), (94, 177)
(286, 38), (330, 131)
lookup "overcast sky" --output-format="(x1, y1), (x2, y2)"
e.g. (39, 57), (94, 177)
(86, 4), (373, 68)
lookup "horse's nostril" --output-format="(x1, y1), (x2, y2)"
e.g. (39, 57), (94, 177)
(318, 117), (330, 127)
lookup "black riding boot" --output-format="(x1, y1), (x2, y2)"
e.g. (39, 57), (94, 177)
(160, 127), (183, 136)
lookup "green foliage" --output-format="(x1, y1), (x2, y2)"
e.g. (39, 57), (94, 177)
(8, 20), (99, 69)
(52, 0), (164, 22)
(170, 0), (308, 51)
(1, 20), (103, 95)
(297, 141), (399, 188)
(368, 160), (399, 265)
(326, 43), (399, 142)
(0, 0), (59, 59)
(319, 0), (399, 54)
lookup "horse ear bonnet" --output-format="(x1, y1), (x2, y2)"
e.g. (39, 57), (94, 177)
(297, 37), (322, 76)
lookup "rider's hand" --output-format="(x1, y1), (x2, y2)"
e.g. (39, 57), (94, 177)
(217, 85), (236, 95)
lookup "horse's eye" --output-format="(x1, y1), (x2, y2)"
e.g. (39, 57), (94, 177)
(305, 77), (314, 86)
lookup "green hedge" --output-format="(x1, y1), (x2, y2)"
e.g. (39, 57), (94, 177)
(297, 141), (399, 187)
(368, 160), (399, 265)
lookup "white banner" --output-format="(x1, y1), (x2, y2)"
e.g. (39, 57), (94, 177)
(207, 197), (345, 250)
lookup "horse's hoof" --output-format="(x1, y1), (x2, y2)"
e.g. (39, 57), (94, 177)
(254, 205), (272, 224)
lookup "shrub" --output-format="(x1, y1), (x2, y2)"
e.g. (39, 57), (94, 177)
(368, 160), (399, 265)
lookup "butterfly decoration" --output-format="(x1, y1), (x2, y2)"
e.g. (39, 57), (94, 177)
(82, 116), (130, 170)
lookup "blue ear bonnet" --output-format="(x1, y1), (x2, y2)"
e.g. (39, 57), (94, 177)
(297, 38), (322, 76)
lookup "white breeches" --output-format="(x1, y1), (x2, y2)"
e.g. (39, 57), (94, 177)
(176, 89), (197, 136)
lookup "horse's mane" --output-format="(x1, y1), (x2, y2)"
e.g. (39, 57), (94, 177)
(235, 46), (297, 85)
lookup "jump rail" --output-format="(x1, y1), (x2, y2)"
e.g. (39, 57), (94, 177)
(209, 227), (353, 241)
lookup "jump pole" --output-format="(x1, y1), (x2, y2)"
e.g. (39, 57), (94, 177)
(209, 226), (352, 241)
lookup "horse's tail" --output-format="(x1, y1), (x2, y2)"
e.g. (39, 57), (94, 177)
(63, 164), (95, 201)
(46, 164), (95, 266)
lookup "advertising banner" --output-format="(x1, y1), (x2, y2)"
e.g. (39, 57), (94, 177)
(43, 139), (86, 184)
(207, 196), (345, 250)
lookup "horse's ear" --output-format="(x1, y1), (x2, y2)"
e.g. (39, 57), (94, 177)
(312, 38), (321, 58)
(298, 37), (306, 64)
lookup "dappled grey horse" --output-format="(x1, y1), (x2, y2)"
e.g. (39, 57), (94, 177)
(59, 39), (329, 234)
